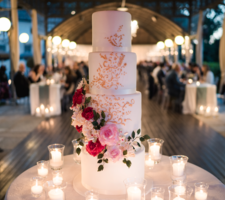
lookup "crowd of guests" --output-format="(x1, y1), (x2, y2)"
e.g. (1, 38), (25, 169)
(137, 61), (218, 105)
(0, 61), (89, 108)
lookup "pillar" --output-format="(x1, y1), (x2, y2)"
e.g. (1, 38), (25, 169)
(196, 10), (204, 67)
(31, 9), (42, 65)
(46, 38), (52, 67)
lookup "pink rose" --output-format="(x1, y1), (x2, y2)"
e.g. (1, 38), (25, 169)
(99, 124), (119, 146)
(86, 139), (105, 157)
(105, 146), (123, 163)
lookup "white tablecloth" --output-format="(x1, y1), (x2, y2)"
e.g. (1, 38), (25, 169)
(183, 83), (217, 114)
(30, 83), (61, 116)
(5, 155), (225, 200)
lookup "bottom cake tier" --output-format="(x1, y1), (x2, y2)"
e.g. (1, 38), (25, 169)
(81, 146), (145, 195)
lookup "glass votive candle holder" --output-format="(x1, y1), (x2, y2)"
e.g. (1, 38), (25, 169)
(30, 176), (44, 198)
(151, 187), (165, 200)
(194, 182), (209, 200)
(37, 160), (49, 178)
(124, 177), (147, 200)
(169, 155), (188, 182)
(198, 105), (204, 115)
(52, 170), (63, 186)
(145, 154), (154, 170)
(46, 186), (65, 200)
(147, 138), (164, 163)
(72, 139), (82, 164)
(85, 190), (99, 200)
(168, 185), (193, 200)
(48, 144), (65, 170)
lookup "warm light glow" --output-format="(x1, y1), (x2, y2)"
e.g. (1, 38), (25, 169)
(45, 108), (49, 113)
(200, 105), (204, 111)
(188, 79), (193, 84)
(214, 107), (218, 112)
(175, 51), (178, 55)
(62, 39), (70, 47)
(157, 41), (165, 49)
(47, 48), (51, 52)
(165, 39), (173, 47)
(40, 104), (45, 109)
(189, 49), (193, 54)
(182, 49), (186, 55)
(71, 10), (76, 15)
(117, 7), (128, 11)
(50, 107), (54, 112)
(175, 35), (184, 45)
(52, 36), (62, 45)
(69, 41), (77, 49)
(48, 36), (52, 40)
(19, 33), (29, 43)
(131, 20), (139, 37)
(8, 79), (11, 85)
(206, 107), (210, 113)
(196, 81), (200, 86)
(0, 17), (11, 31)
(50, 79), (55, 84)
(36, 107), (40, 113)
(185, 36), (189, 40)
(151, 16), (157, 22)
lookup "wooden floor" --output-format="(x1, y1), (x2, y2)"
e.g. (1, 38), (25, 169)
(1, 82), (225, 199)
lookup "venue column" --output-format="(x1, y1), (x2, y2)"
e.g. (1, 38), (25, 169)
(31, 9), (42, 65)
(196, 10), (204, 67)
(9, 0), (19, 72)
(46, 38), (52, 67)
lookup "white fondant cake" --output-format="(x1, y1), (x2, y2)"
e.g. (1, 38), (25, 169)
(79, 11), (145, 195)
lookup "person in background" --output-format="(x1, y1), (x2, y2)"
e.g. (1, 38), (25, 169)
(14, 63), (29, 98)
(80, 61), (89, 79)
(46, 65), (54, 76)
(152, 62), (161, 85)
(148, 70), (155, 100)
(28, 64), (45, 83)
(201, 64), (214, 84)
(157, 63), (166, 91)
(0, 65), (10, 100)
(191, 63), (202, 81)
(73, 62), (83, 85)
(166, 63), (185, 100)
(63, 66), (74, 91)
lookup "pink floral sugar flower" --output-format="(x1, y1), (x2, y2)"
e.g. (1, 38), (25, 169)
(105, 146), (123, 163)
(99, 124), (119, 146)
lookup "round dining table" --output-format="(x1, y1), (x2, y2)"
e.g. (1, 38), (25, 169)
(5, 155), (225, 200)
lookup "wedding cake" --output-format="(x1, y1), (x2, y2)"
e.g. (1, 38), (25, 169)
(71, 11), (148, 195)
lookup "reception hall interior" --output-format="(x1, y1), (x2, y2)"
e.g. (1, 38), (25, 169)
(0, 0), (225, 199)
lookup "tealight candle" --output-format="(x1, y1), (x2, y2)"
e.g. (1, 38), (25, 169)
(196, 81), (200, 86)
(50, 150), (63, 167)
(150, 143), (161, 160)
(48, 188), (64, 200)
(205, 107), (211, 117)
(173, 197), (185, 200)
(85, 191), (99, 200)
(47, 79), (50, 85)
(127, 186), (142, 200)
(195, 190), (207, 200)
(213, 107), (218, 117)
(145, 157), (154, 167)
(53, 176), (63, 186)
(151, 196), (163, 200)
(50, 106), (54, 114)
(51, 79), (55, 84)
(199, 105), (204, 115)
(36, 107), (41, 117)
(188, 79), (193, 84)
(31, 179), (43, 197)
(172, 162), (185, 177)
(40, 104), (45, 115)
(174, 186), (186, 195)
(45, 108), (50, 118)
(38, 166), (48, 177)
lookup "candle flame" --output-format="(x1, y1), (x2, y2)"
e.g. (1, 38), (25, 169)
(200, 105), (203, 111)
(206, 107), (210, 113)
(214, 107), (218, 112)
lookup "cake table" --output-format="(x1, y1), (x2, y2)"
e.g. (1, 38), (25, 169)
(5, 155), (225, 200)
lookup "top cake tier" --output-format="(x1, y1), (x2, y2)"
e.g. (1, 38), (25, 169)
(92, 11), (131, 52)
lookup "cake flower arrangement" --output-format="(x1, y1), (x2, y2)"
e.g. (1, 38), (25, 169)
(71, 78), (150, 171)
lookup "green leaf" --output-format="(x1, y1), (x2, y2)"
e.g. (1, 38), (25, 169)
(137, 129), (141, 135)
(85, 97), (91, 104)
(132, 131), (135, 139)
(128, 136), (132, 141)
(104, 149), (107, 153)
(93, 110), (97, 116)
(137, 142), (141, 147)
(140, 137), (145, 142)
(76, 148), (81, 155)
(144, 135), (150, 140)
(98, 154), (104, 159)
(126, 160), (132, 168)
(98, 160), (102, 163)
(100, 119), (105, 126)
(81, 133), (85, 137)
(123, 150), (127, 155)
(101, 111), (106, 119)
(123, 158), (127, 164)
(103, 159), (108, 163)
(96, 113), (100, 120)
(76, 138), (81, 141)
(92, 121), (98, 126)
(79, 141), (84, 146)
(98, 165), (104, 172)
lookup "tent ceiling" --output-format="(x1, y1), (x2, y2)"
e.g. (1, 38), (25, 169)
(49, 2), (185, 44)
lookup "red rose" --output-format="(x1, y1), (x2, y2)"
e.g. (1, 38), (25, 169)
(86, 139), (105, 157)
(82, 107), (94, 120)
(76, 125), (83, 133)
(73, 88), (83, 106)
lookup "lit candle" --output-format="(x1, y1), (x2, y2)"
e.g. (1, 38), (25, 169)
(36, 107), (41, 117)
(174, 186), (186, 195)
(40, 104), (45, 115)
(195, 190), (207, 200)
(51, 79), (55, 84)
(199, 105), (204, 114)
(213, 107), (218, 117)
(151, 196), (163, 200)
(47, 79), (50, 85)
(173, 197), (185, 200)
(50, 150), (63, 167)
(48, 188), (64, 200)
(45, 108), (50, 118)
(205, 107), (211, 117)
(50, 106), (54, 113)
(53, 175), (63, 186)
(127, 186), (142, 200)
(196, 81), (200, 86)
(31, 180), (43, 195)
(150, 143), (161, 160)
(145, 157), (154, 167)
(188, 79), (193, 84)
(38, 166), (48, 177)
(172, 162), (185, 177)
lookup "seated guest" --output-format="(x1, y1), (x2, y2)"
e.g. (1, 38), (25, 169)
(73, 62), (83, 82)
(191, 63), (202, 81)
(46, 65), (54, 76)
(14, 63), (29, 98)
(28, 64), (45, 83)
(79, 61), (89, 79)
(63, 66), (74, 91)
(0, 65), (10, 100)
(157, 63), (166, 91)
(201, 64), (214, 84)
(166, 63), (185, 99)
